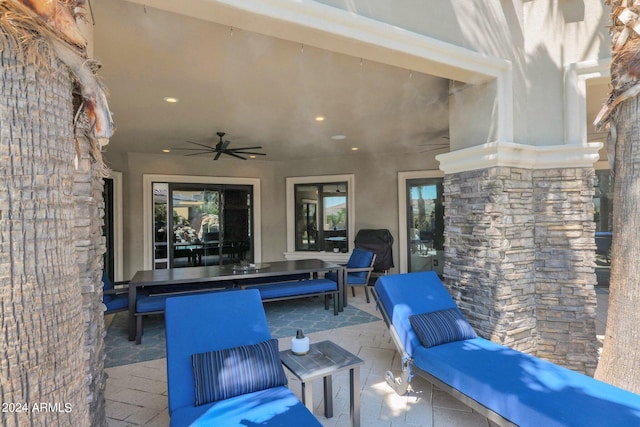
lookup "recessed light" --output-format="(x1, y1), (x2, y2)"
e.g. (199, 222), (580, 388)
(162, 149), (171, 153)
(315, 116), (325, 122)
(249, 155), (256, 159)
(163, 97), (179, 103)
(351, 147), (359, 151)
(331, 135), (347, 140)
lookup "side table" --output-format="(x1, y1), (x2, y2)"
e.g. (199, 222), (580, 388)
(280, 340), (364, 427)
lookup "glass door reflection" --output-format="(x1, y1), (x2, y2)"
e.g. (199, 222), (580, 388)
(406, 178), (444, 273)
(152, 182), (253, 269)
(171, 187), (221, 268)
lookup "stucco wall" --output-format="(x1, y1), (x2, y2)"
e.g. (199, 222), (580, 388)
(105, 149), (440, 279)
(105, 152), (275, 279)
(315, 0), (610, 148)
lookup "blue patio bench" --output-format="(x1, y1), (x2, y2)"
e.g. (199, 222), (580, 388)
(134, 276), (339, 344)
(243, 278), (339, 315)
(372, 271), (640, 427)
(135, 286), (233, 344)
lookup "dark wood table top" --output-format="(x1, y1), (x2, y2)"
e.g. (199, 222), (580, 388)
(130, 258), (341, 287)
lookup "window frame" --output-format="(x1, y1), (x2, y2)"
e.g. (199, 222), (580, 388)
(285, 174), (355, 262)
(398, 170), (444, 273)
(143, 174), (261, 269)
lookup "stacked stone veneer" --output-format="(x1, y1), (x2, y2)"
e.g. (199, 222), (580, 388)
(532, 168), (598, 373)
(443, 166), (598, 374)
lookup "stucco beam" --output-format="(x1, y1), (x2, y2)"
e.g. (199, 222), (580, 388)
(124, 0), (507, 82)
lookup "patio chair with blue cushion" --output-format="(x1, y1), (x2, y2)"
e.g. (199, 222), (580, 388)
(326, 248), (376, 305)
(102, 271), (129, 314)
(165, 289), (322, 427)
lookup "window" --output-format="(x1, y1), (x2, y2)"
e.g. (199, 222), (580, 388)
(294, 182), (348, 252)
(398, 170), (444, 273)
(152, 183), (253, 269)
(405, 178), (444, 273)
(285, 175), (355, 260)
(593, 169), (613, 287)
(594, 170), (613, 233)
(143, 175), (261, 270)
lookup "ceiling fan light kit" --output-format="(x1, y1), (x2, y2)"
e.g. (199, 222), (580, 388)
(171, 131), (266, 160)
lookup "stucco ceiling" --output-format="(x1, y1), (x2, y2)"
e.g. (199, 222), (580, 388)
(92, 0), (451, 162)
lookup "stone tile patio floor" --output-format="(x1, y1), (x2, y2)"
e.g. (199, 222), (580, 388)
(105, 288), (609, 427)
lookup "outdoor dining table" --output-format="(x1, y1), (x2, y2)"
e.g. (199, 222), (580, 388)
(127, 259), (344, 341)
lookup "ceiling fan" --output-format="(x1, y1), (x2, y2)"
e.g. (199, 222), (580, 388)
(172, 132), (266, 160)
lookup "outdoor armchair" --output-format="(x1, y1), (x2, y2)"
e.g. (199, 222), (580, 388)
(326, 248), (376, 304)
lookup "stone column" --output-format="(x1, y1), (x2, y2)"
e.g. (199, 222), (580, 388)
(533, 168), (598, 374)
(438, 142), (600, 374)
(443, 167), (537, 353)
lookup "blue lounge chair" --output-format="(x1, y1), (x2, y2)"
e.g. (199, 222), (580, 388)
(373, 271), (640, 427)
(165, 289), (322, 427)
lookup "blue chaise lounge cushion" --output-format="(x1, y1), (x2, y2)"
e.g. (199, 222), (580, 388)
(409, 307), (477, 348)
(376, 271), (640, 427)
(191, 338), (287, 406)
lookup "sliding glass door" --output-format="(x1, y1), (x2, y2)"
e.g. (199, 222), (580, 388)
(152, 182), (253, 269)
(406, 178), (444, 273)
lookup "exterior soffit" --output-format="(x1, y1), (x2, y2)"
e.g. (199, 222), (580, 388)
(122, 0), (514, 144)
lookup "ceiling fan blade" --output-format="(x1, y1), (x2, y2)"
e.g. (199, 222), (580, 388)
(183, 141), (218, 150)
(232, 151), (266, 156)
(225, 151), (247, 160)
(171, 147), (215, 151)
(227, 146), (263, 151)
(186, 131), (267, 160)
(183, 151), (216, 156)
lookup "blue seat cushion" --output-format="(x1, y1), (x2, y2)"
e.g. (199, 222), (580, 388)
(102, 271), (114, 303)
(346, 248), (374, 278)
(191, 338), (287, 405)
(376, 272), (640, 427)
(409, 307), (477, 348)
(136, 293), (170, 313)
(104, 294), (128, 312)
(325, 271), (339, 282)
(414, 338), (640, 427)
(375, 271), (458, 355)
(346, 272), (368, 285)
(325, 271), (368, 285)
(138, 289), (233, 313)
(170, 386), (322, 427)
(253, 279), (336, 299)
(165, 290), (274, 415)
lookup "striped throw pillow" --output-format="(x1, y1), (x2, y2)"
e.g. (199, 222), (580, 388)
(191, 338), (287, 406)
(409, 307), (477, 348)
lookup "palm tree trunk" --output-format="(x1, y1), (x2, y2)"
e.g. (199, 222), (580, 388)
(0, 38), (89, 426)
(594, 95), (640, 393)
(593, 0), (640, 393)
